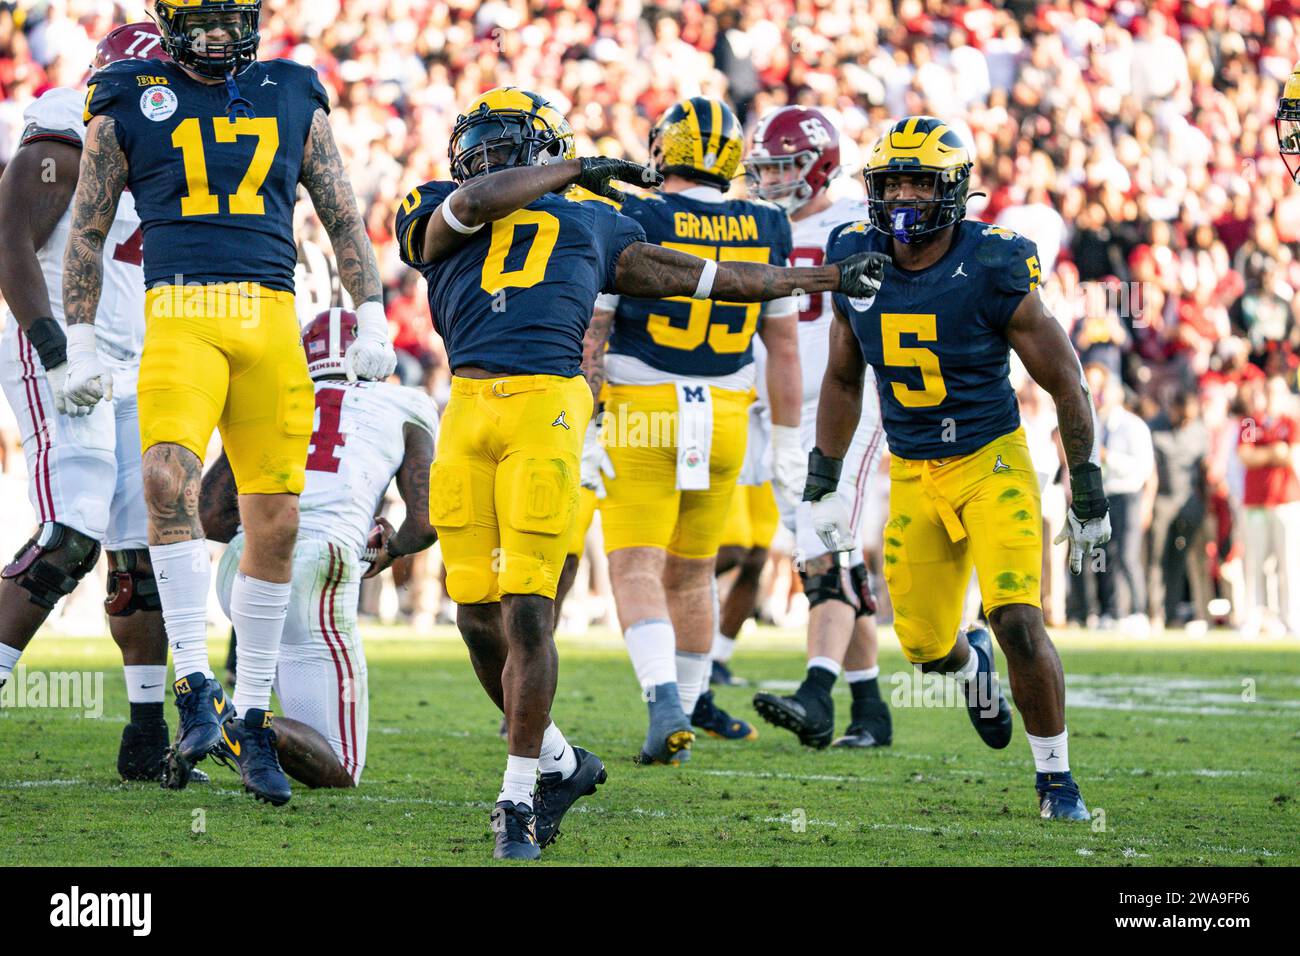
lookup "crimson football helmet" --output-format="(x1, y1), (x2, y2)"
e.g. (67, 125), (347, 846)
(745, 106), (841, 212)
(91, 21), (168, 72)
(302, 308), (359, 381)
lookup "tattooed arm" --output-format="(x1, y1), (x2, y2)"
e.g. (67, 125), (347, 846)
(300, 109), (382, 308)
(385, 423), (438, 561)
(62, 115), (127, 328)
(612, 241), (843, 301)
(582, 304), (615, 402)
(1005, 290), (1099, 469)
(198, 451), (241, 545)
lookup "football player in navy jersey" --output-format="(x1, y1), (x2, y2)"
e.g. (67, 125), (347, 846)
(813, 117), (1111, 820)
(60, 0), (397, 806)
(395, 87), (888, 859)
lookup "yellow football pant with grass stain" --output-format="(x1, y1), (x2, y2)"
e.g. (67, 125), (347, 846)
(883, 427), (1042, 664)
(429, 374), (592, 603)
(138, 283), (314, 495)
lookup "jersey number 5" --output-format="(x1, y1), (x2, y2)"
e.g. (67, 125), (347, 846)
(172, 117), (280, 217)
(881, 312), (947, 408)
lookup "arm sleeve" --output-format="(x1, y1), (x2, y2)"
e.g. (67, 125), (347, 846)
(987, 233), (1042, 331)
(395, 181), (457, 268)
(22, 88), (86, 148)
(405, 390), (440, 437)
(83, 62), (136, 125)
(600, 211), (646, 294)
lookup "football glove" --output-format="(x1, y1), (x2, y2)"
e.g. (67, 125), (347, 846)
(62, 324), (111, 415)
(345, 301), (397, 382)
(835, 251), (890, 299)
(770, 424), (806, 508)
(576, 157), (663, 203)
(580, 417), (615, 499)
(1054, 462), (1112, 574)
(803, 448), (853, 553)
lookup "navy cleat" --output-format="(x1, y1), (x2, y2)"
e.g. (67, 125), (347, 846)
(212, 708), (292, 806)
(534, 747), (607, 847)
(752, 690), (834, 749)
(491, 800), (542, 860)
(834, 695), (892, 748)
(634, 682), (694, 765)
(1036, 771), (1090, 821)
(710, 660), (745, 686)
(963, 628), (1013, 749)
(692, 690), (758, 740)
(168, 672), (232, 785)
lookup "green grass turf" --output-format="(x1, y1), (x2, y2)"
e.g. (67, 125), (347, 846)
(1, 627), (1297, 866)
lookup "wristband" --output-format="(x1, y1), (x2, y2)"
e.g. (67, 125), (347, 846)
(691, 259), (717, 300)
(65, 323), (99, 360)
(355, 300), (387, 338)
(26, 316), (67, 371)
(802, 447), (843, 502)
(1068, 462), (1109, 520)
(441, 197), (483, 235)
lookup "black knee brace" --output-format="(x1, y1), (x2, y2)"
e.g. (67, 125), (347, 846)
(800, 560), (877, 618)
(2, 523), (102, 610)
(105, 549), (162, 616)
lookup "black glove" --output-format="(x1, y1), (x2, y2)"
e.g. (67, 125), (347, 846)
(834, 251), (890, 298)
(802, 447), (843, 502)
(1068, 462), (1109, 521)
(25, 316), (67, 371)
(576, 157), (663, 202)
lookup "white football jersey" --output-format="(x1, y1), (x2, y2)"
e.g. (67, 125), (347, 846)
(297, 380), (439, 555)
(19, 87), (145, 362)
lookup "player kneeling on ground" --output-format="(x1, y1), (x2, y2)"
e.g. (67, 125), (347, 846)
(197, 309), (438, 787)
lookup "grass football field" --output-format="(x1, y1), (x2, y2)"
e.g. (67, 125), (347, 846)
(2, 626), (1297, 867)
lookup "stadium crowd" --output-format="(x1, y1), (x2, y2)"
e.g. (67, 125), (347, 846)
(1, 0), (1298, 639)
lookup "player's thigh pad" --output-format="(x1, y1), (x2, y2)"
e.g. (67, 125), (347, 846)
(219, 287), (314, 496)
(670, 386), (750, 558)
(959, 429), (1044, 613)
(494, 376), (591, 597)
(139, 286), (231, 462)
(600, 384), (682, 552)
(429, 383), (503, 605)
(884, 458), (973, 663)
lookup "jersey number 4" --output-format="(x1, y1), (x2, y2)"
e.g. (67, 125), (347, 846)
(306, 388), (346, 474)
(172, 117), (280, 217)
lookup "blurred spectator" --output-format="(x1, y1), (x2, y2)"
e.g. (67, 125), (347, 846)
(1147, 390), (1210, 628)
(1237, 375), (1300, 637)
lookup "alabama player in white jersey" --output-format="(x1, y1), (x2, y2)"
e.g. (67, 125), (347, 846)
(743, 107), (894, 749)
(197, 309), (438, 788)
(0, 24), (189, 781)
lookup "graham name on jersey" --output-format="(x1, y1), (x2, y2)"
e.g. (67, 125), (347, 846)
(672, 211), (760, 242)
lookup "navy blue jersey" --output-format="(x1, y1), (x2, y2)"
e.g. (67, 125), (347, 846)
(608, 192), (792, 376)
(85, 57), (328, 291)
(395, 181), (645, 377)
(828, 220), (1041, 460)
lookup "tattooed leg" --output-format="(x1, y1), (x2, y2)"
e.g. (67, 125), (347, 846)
(142, 443), (205, 546)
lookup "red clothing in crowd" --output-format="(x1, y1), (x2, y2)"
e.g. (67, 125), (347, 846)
(1240, 415), (1300, 506)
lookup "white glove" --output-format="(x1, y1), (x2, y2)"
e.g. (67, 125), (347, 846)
(1054, 509), (1113, 575)
(769, 424), (806, 507)
(62, 324), (111, 414)
(580, 418), (616, 498)
(811, 491), (855, 554)
(344, 301), (398, 382)
(44, 362), (82, 418)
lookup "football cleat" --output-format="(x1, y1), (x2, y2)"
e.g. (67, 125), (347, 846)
(1036, 771), (1090, 821)
(171, 672), (232, 767)
(118, 721), (170, 781)
(834, 696), (893, 748)
(491, 800), (542, 860)
(692, 690), (758, 740)
(752, 690), (834, 749)
(211, 708), (292, 806)
(534, 747), (608, 847)
(963, 628), (1013, 749)
(634, 682), (695, 766)
(710, 660), (746, 686)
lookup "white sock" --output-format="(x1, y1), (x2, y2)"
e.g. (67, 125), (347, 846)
(1027, 729), (1070, 773)
(808, 655), (841, 678)
(150, 539), (213, 680)
(624, 619), (676, 692)
(676, 651), (709, 717)
(230, 573), (292, 714)
(952, 647), (979, 684)
(124, 665), (168, 704)
(845, 666), (879, 683)
(711, 632), (736, 663)
(499, 754), (538, 809)
(0, 643), (21, 684)
(539, 722), (578, 779)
